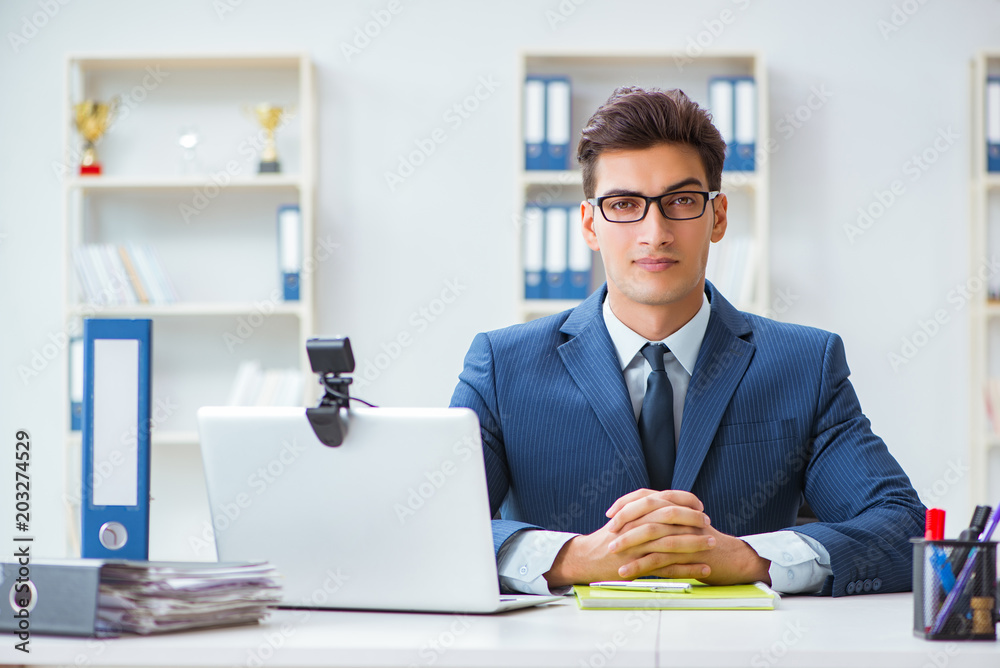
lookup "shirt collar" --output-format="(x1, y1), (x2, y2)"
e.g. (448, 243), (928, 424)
(602, 290), (711, 376)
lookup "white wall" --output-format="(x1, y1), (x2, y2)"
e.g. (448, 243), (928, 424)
(2, 0), (997, 555)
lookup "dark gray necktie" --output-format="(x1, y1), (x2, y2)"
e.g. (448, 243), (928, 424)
(639, 343), (675, 490)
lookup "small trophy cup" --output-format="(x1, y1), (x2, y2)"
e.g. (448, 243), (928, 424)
(246, 103), (292, 174)
(73, 98), (118, 175)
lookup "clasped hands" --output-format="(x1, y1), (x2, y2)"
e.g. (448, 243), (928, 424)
(544, 489), (771, 588)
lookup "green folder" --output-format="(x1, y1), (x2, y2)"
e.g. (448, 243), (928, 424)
(573, 579), (779, 610)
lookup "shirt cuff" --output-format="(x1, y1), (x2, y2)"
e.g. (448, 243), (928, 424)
(741, 530), (832, 595)
(496, 529), (577, 595)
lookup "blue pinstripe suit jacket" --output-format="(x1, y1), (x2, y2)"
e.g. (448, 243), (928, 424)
(450, 281), (925, 596)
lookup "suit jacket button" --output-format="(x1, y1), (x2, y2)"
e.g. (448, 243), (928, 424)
(872, 578), (882, 592)
(863, 579), (873, 593)
(846, 581), (856, 594)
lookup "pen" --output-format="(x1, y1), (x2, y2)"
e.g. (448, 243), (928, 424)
(946, 505), (991, 574)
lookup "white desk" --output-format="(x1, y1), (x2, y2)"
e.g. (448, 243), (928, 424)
(4, 594), (999, 668)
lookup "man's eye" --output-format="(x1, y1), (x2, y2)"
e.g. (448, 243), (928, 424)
(608, 199), (640, 210)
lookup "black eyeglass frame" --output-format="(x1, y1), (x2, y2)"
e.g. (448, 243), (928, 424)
(586, 190), (721, 223)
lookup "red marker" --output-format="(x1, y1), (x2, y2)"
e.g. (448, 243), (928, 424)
(925, 508), (945, 540)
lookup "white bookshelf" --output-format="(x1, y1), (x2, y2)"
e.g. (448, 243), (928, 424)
(515, 50), (770, 321)
(970, 51), (1000, 504)
(62, 52), (317, 559)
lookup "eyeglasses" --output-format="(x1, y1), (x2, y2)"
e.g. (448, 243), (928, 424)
(587, 191), (720, 223)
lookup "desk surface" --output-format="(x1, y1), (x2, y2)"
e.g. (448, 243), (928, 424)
(5, 593), (1000, 668)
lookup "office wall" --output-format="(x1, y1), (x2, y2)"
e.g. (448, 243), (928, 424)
(1, 0), (997, 554)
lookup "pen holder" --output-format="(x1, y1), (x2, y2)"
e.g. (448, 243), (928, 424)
(912, 539), (999, 640)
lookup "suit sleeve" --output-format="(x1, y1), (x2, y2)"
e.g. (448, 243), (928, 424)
(449, 332), (542, 554)
(791, 333), (926, 597)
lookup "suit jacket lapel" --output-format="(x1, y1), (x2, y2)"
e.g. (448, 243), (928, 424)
(558, 286), (648, 490)
(672, 283), (756, 491)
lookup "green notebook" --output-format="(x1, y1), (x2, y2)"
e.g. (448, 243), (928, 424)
(573, 579), (779, 610)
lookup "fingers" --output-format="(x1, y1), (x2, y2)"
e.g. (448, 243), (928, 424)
(607, 494), (710, 533)
(618, 554), (712, 580)
(608, 523), (716, 554)
(605, 489), (704, 519)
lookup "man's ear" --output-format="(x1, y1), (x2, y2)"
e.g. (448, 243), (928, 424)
(710, 193), (728, 243)
(582, 200), (601, 251)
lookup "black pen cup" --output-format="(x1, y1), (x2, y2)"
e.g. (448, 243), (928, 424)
(911, 539), (998, 640)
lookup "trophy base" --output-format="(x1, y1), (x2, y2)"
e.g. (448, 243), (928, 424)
(79, 164), (102, 175)
(259, 161), (281, 174)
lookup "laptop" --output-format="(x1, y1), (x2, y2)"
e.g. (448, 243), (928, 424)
(196, 406), (561, 613)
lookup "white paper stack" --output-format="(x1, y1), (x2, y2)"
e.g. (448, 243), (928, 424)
(96, 561), (282, 635)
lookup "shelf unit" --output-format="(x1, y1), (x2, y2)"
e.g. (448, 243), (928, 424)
(62, 53), (317, 559)
(969, 52), (1000, 504)
(515, 50), (769, 322)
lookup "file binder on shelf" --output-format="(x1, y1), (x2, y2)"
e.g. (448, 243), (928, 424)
(988, 77), (1000, 172)
(567, 206), (592, 300)
(277, 204), (302, 301)
(523, 205), (546, 299)
(523, 77), (547, 170)
(544, 206), (569, 299)
(545, 77), (572, 171)
(81, 318), (152, 561)
(69, 337), (83, 431)
(709, 77), (756, 172)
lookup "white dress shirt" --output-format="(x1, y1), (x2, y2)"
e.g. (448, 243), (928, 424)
(497, 291), (832, 595)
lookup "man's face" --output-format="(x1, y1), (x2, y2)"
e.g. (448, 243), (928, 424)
(582, 143), (727, 316)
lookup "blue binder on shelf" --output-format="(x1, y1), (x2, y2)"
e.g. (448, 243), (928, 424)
(524, 77), (547, 170)
(567, 206), (592, 300)
(69, 336), (83, 431)
(544, 206), (569, 299)
(988, 77), (1000, 172)
(545, 77), (571, 171)
(277, 204), (301, 301)
(709, 77), (756, 172)
(523, 205), (546, 300)
(81, 318), (152, 561)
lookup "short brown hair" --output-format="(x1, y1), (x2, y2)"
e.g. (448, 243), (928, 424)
(577, 86), (726, 198)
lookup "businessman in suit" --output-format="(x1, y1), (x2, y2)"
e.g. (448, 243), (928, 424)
(450, 86), (925, 597)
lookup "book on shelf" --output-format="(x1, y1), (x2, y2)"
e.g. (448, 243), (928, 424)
(227, 360), (303, 407)
(73, 242), (178, 306)
(988, 76), (1000, 172)
(523, 204), (593, 301)
(523, 75), (572, 170)
(708, 76), (756, 172)
(573, 579), (779, 610)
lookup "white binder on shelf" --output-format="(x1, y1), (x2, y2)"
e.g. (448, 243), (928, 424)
(567, 206), (592, 300)
(277, 204), (302, 302)
(545, 77), (571, 170)
(544, 206), (569, 299)
(523, 205), (545, 300)
(523, 77), (547, 170)
(70, 337), (83, 431)
(81, 318), (152, 561)
(708, 78), (735, 171)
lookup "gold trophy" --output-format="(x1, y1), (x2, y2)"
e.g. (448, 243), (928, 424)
(73, 98), (118, 175)
(246, 103), (293, 173)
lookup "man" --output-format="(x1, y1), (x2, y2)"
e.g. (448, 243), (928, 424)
(450, 86), (924, 597)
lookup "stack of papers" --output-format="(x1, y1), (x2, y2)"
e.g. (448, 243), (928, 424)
(573, 579), (779, 610)
(96, 561), (283, 635)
